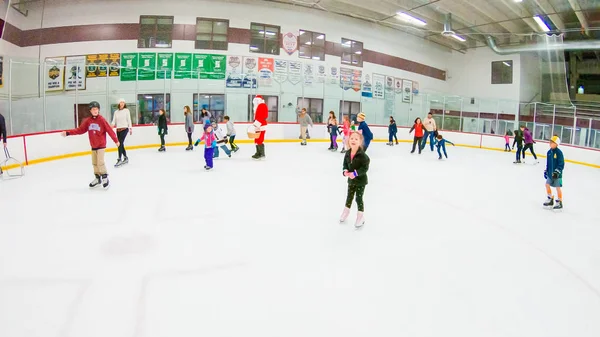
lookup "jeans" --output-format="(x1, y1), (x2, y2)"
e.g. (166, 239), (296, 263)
(505, 143), (510, 151)
(411, 137), (422, 153)
(437, 143), (448, 158)
(421, 130), (434, 151)
(187, 132), (193, 146)
(345, 184), (366, 212)
(213, 144), (231, 157)
(523, 143), (537, 159)
(117, 128), (128, 159)
(204, 147), (214, 168)
(516, 146), (523, 161)
(388, 133), (398, 143)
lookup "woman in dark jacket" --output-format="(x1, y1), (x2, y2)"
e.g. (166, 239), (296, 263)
(388, 116), (398, 146)
(157, 109), (168, 152)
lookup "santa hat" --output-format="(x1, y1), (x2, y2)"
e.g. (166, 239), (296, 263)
(253, 95), (265, 104)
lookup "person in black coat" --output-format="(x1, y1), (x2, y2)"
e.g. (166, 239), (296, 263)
(339, 131), (370, 229)
(0, 113), (7, 148)
(388, 116), (398, 145)
(157, 109), (168, 152)
(512, 128), (525, 163)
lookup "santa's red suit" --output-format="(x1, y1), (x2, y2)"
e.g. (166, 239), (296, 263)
(251, 95), (268, 159)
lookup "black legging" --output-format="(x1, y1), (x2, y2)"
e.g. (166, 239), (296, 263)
(345, 184), (366, 212)
(187, 132), (193, 146)
(117, 128), (128, 159)
(160, 134), (165, 146)
(523, 143), (537, 159)
(411, 136), (423, 153)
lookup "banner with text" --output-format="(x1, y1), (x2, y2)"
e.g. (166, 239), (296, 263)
(65, 56), (86, 90)
(120, 53), (138, 81)
(45, 57), (65, 91)
(157, 53), (174, 79)
(174, 53), (192, 79)
(138, 53), (157, 81)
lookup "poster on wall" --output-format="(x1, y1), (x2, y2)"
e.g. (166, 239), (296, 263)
(288, 61), (302, 85)
(65, 55), (86, 90)
(192, 54), (227, 79)
(412, 81), (419, 95)
(384, 76), (395, 116)
(120, 53), (138, 81)
(273, 59), (288, 83)
(157, 53), (174, 79)
(258, 57), (273, 87)
(361, 74), (372, 98)
(45, 57), (65, 91)
(402, 79), (413, 103)
(394, 78), (403, 95)
(282, 32), (298, 55)
(303, 63), (314, 85)
(225, 55), (244, 88)
(316, 64), (326, 83)
(0, 56), (3, 88)
(138, 52), (156, 81)
(86, 54), (106, 78)
(174, 53), (192, 79)
(328, 66), (339, 85)
(108, 54), (120, 77)
(340, 67), (361, 92)
(372, 74), (385, 99)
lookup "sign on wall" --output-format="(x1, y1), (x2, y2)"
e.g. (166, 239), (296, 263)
(384, 76), (395, 115)
(120, 53), (138, 81)
(402, 79), (413, 103)
(340, 67), (362, 92)
(394, 78), (403, 95)
(0, 56), (3, 88)
(273, 59), (288, 83)
(372, 74), (385, 99)
(157, 53), (174, 79)
(328, 66), (339, 85)
(288, 61), (302, 85)
(65, 56), (86, 90)
(282, 32), (298, 55)
(361, 74), (372, 98)
(174, 53), (192, 79)
(258, 57), (273, 87)
(108, 54), (120, 77)
(45, 57), (65, 92)
(138, 52), (157, 81)
(192, 54), (227, 80)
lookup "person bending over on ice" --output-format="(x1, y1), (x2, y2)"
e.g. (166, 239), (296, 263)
(433, 134), (455, 160)
(61, 101), (119, 189)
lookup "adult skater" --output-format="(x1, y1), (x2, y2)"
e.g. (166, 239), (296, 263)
(521, 125), (538, 163)
(0, 112), (6, 176)
(251, 95), (268, 160)
(298, 108), (313, 146)
(421, 112), (437, 151)
(61, 101), (119, 189)
(111, 98), (132, 167)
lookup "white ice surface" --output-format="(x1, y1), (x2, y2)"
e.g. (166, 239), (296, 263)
(1, 143), (600, 337)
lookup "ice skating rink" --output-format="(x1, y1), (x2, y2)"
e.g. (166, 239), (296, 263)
(1, 142), (600, 337)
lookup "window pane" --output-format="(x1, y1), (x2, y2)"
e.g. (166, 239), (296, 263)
(342, 39), (352, 49)
(197, 20), (212, 33)
(250, 39), (264, 53)
(352, 54), (362, 65)
(212, 41), (227, 50)
(251, 24), (264, 32)
(341, 52), (351, 63)
(196, 33), (212, 41)
(351, 102), (360, 113)
(265, 26), (279, 39)
(353, 41), (363, 52)
(299, 31), (311, 45)
(213, 34), (227, 42)
(141, 17), (156, 24)
(299, 45), (312, 59)
(313, 33), (325, 47)
(265, 40), (279, 55)
(157, 18), (173, 25)
(213, 21), (228, 34)
(313, 49), (325, 61)
(195, 40), (210, 49)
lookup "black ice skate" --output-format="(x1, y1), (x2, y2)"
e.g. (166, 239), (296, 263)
(185, 145), (193, 151)
(553, 200), (563, 210)
(114, 159), (121, 168)
(158, 146), (166, 152)
(543, 197), (554, 208)
(89, 174), (101, 188)
(101, 174), (110, 189)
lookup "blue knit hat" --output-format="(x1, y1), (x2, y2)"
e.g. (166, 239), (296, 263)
(204, 120), (211, 130)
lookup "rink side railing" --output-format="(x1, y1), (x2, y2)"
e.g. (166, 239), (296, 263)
(2, 122), (600, 170)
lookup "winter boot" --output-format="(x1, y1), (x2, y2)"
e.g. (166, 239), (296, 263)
(354, 211), (365, 229)
(89, 174), (101, 188)
(101, 174), (110, 189)
(339, 207), (350, 223)
(543, 196), (554, 207)
(258, 144), (266, 159)
(252, 145), (260, 159)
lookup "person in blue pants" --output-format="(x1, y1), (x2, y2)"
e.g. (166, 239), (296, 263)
(388, 116), (398, 145)
(356, 112), (373, 151)
(433, 134), (454, 160)
(211, 121), (231, 158)
(420, 112), (437, 151)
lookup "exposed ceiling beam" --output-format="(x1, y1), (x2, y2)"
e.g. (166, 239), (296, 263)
(566, 0), (590, 35)
(460, 0), (525, 35)
(531, 0), (566, 31)
(500, 0), (540, 33)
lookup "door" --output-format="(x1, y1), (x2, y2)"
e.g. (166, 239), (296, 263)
(74, 104), (89, 127)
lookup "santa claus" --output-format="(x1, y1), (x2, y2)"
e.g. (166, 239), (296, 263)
(251, 95), (268, 160)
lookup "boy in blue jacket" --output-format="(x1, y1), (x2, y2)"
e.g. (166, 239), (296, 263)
(543, 136), (565, 210)
(356, 112), (373, 151)
(387, 116), (398, 145)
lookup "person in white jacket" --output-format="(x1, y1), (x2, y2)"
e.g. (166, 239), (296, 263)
(420, 112), (437, 152)
(211, 121), (231, 158)
(111, 98), (133, 167)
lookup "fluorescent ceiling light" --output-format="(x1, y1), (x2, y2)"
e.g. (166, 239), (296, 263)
(250, 46), (259, 50)
(396, 12), (427, 26)
(316, 34), (324, 39)
(514, 0), (523, 2)
(305, 41), (312, 45)
(533, 16), (550, 32)
(451, 34), (466, 42)
(355, 51), (362, 55)
(503, 61), (511, 67)
(312, 56), (320, 60)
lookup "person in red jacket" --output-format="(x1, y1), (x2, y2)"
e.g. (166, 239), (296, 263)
(61, 101), (119, 189)
(251, 95), (268, 160)
(409, 117), (425, 154)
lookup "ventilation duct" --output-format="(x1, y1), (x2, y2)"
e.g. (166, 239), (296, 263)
(442, 13), (455, 36)
(486, 36), (600, 54)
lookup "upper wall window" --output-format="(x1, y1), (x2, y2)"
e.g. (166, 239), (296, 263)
(492, 60), (513, 84)
(298, 30), (325, 61)
(196, 18), (229, 50)
(138, 16), (174, 48)
(341, 38), (363, 67)
(250, 23), (280, 55)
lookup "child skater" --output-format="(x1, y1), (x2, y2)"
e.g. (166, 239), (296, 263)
(433, 134), (455, 160)
(512, 128), (524, 163)
(200, 121), (217, 171)
(340, 115), (350, 153)
(339, 131), (370, 229)
(224, 116), (239, 153)
(356, 113), (373, 152)
(61, 101), (119, 189)
(184, 105), (194, 151)
(111, 98), (132, 167)
(211, 121), (231, 158)
(388, 116), (398, 146)
(543, 136), (565, 210)
(504, 131), (511, 152)
(521, 125), (538, 163)
(327, 111), (339, 151)
(157, 109), (168, 152)
(409, 117), (425, 154)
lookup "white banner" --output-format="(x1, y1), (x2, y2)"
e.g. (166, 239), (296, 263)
(65, 55), (86, 90)
(289, 61), (302, 85)
(273, 59), (288, 83)
(402, 79), (413, 103)
(303, 62), (315, 85)
(394, 78), (403, 95)
(372, 74), (385, 99)
(316, 63), (326, 83)
(45, 57), (65, 92)
(328, 65), (339, 85)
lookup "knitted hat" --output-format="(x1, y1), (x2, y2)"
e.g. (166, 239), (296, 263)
(550, 135), (560, 146)
(118, 98), (126, 104)
(357, 112), (366, 120)
(204, 120), (212, 130)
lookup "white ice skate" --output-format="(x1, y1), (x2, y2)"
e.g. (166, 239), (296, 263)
(354, 211), (365, 229)
(339, 207), (350, 223)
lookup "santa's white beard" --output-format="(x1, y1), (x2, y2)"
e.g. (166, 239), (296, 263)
(253, 99), (264, 115)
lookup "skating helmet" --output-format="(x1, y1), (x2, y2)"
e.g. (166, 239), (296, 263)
(89, 101), (101, 110)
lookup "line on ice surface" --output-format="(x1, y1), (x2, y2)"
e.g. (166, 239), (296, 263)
(431, 195), (600, 302)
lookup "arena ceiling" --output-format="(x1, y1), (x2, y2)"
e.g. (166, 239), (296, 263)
(251, 0), (600, 53)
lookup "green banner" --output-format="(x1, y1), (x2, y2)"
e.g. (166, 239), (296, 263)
(138, 52), (156, 81)
(192, 54), (226, 80)
(157, 53), (173, 79)
(120, 53), (138, 81)
(174, 53), (192, 79)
